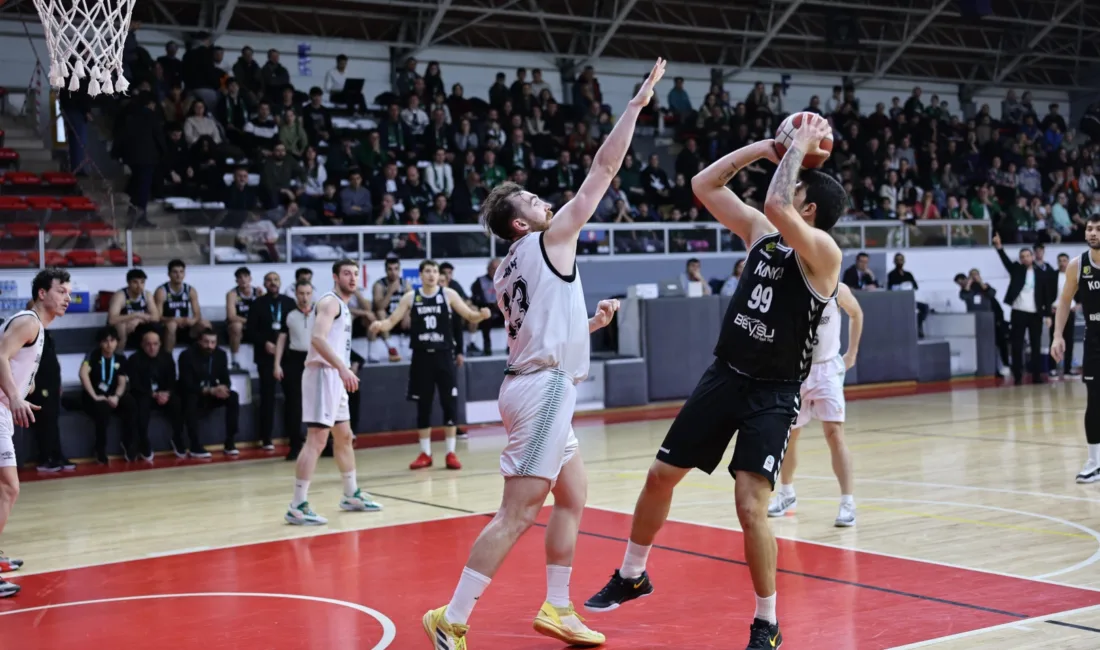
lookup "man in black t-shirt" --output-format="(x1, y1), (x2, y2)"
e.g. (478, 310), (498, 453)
(30, 329), (72, 472)
(246, 271), (297, 450)
(178, 328), (240, 456)
(78, 328), (133, 465)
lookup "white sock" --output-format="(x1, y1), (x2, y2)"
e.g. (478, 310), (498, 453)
(420, 437), (432, 456)
(341, 471), (357, 496)
(446, 436), (456, 454)
(620, 540), (651, 579)
(1089, 444), (1100, 464)
(445, 566), (491, 625)
(292, 479), (310, 506)
(546, 564), (571, 608)
(779, 483), (795, 497)
(754, 592), (777, 624)
(840, 494), (854, 507)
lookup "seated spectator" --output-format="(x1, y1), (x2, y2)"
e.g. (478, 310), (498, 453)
(226, 266), (263, 367)
(400, 165), (432, 214)
(217, 77), (251, 149)
(422, 109), (452, 155)
(300, 146), (327, 209)
(161, 125), (194, 198)
(124, 330), (188, 460)
(425, 147), (455, 197)
(79, 327), (133, 464)
(318, 181), (341, 224)
(183, 100), (222, 148)
(374, 193), (400, 225)
(451, 170), (486, 223)
(108, 268), (161, 349)
(273, 85), (298, 122)
(279, 107), (309, 158)
(480, 149), (507, 189)
(178, 328), (240, 456)
(324, 54), (368, 114)
(155, 259), (214, 351)
(244, 101), (280, 157)
(225, 166), (261, 224)
(259, 143), (305, 209)
(843, 252), (879, 290)
(401, 94), (429, 138)
(379, 103), (413, 161)
(162, 83), (191, 124)
(340, 169), (373, 223)
(301, 87), (333, 145)
(720, 259), (746, 297)
(426, 193), (454, 224)
(680, 257), (712, 294)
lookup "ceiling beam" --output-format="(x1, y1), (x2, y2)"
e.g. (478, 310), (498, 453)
(415, 0), (453, 52)
(992, 0), (1084, 85)
(575, 0), (639, 68)
(861, 0), (951, 84)
(425, 0), (525, 46)
(725, 0), (805, 79)
(214, 0), (239, 35)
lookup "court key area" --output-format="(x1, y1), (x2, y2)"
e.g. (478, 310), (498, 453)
(5, 383), (1100, 649)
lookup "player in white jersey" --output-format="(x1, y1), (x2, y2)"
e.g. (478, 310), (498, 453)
(0, 269), (72, 598)
(284, 259), (382, 525)
(768, 282), (863, 527)
(422, 58), (665, 650)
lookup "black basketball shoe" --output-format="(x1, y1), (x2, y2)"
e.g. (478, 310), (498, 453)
(583, 570), (654, 612)
(746, 618), (782, 649)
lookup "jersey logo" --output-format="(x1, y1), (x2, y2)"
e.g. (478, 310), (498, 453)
(1085, 265), (1092, 276)
(734, 313), (775, 343)
(763, 455), (775, 472)
(501, 278), (530, 340)
(1089, 280), (1100, 291)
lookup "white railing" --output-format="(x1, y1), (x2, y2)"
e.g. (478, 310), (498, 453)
(7, 219), (995, 268)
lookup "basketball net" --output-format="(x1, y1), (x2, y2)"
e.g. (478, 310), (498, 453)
(33, 0), (138, 96)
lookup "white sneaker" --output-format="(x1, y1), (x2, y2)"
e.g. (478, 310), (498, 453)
(767, 492), (797, 517)
(339, 489), (383, 512)
(1076, 459), (1100, 484)
(835, 501), (857, 527)
(285, 501), (328, 525)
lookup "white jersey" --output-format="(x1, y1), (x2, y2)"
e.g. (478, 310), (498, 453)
(811, 297), (842, 363)
(497, 232), (590, 383)
(0, 310), (44, 406)
(305, 292), (352, 368)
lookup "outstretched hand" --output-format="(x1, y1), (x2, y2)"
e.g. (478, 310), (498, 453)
(591, 299), (621, 331)
(792, 113), (833, 152)
(629, 58), (667, 107)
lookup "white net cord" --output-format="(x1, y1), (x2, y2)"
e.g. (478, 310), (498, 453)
(33, 0), (138, 97)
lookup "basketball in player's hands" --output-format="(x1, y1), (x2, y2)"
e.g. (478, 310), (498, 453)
(773, 111), (834, 168)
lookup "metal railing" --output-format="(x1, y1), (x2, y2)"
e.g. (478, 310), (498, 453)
(2, 219), (995, 268)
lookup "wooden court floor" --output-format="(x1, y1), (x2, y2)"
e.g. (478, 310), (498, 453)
(4, 382), (1100, 649)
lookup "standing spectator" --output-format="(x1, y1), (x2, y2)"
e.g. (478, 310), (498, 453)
(301, 87), (333, 146)
(887, 253), (928, 338)
(78, 328), (131, 465)
(469, 258), (504, 355)
(122, 93), (165, 227)
(425, 148), (455, 198)
(843, 252), (879, 290)
(59, 82), (93, 175)
(178, 328), (240, 456)
(993, 232), (1052, 384)
(29, 329), (71, 472)
(245, 102), (280, 157)
(275, 281), (313, 460)
(232, 46), (264, 105)
(259, 143), (305, 209)
(261, 49), (290, 104)
(217, 78), (251, 150)
(124, 330), (188, 461)
(394, 56), (418, 97)
(181, 32), (218, 109)
(157, 41), (182, 86)
(279, 108), (309, 158)
(246, 272), (297, 450)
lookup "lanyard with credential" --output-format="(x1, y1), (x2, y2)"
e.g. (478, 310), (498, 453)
(271, 300), (283, 330)
(100, 356), (115, 390)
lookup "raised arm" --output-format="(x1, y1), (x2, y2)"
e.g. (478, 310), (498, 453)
(691, 140), (778, 245)
(445, 287), (490, 323)
(544, 58), (666, 248)
(762, 113), (842, 285)
(1052, 257), (1080, 363)
(836, 283), (864, 369)
(369, 291), (414, 335)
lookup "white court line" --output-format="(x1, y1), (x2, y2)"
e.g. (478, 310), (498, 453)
(583, 504), (1100, 594)
(0, 592), (397, 650)
(703, 496), (1100, 580)
(13, 508), (494, 578)
(886, 603), (1100, 649)
(796, 474), (1100, 505)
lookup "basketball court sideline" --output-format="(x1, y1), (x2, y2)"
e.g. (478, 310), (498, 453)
(4, 383), (1100, 649)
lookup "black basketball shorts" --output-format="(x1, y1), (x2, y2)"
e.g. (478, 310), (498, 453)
(406, 349), (457, 403)
(657, 359), (801, 489)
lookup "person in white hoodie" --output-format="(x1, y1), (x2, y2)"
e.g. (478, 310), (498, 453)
(425, 147), (455, 198)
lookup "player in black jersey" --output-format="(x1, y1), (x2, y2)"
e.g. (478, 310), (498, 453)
(1052, 214), (1100, 483)
(370, 260), (490, 471)
(154, 259), (213, 351)
(586, 115), (845, 650)
(225, 266), (264, 368)
(107, 268), (162, 349)
(372, 257), (411, 362)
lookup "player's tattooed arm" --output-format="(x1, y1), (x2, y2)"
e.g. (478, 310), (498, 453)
(766, 143), (806, 209)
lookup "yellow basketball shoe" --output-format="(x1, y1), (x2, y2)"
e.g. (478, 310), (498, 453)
(532, 601), (606, 647)
(422, 605), (468, 650)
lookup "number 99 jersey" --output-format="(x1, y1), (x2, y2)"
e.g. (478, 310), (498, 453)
(495, 232), (591, 384)
(715, 231), (835, 385)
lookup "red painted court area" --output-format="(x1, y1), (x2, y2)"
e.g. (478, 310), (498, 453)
(3, 507), (1099, 649)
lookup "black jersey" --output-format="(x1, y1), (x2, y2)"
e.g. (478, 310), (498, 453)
(1079, 253), (1100, 343)
(409, 287), (454, 351)
(120, 289), (148, 315)
(375, 279), (405, 316)
(234, 286), (260, 318)
(161, 282), (191, 318)
(713, 231), (835, 384)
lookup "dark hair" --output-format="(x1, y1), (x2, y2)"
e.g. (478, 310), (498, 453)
(856, 251), (869, 259)
(687, 258), (701, 266)
(954, 273), (967, 283)
(295, 280), (313, 289)
(419, 259), (439, 272)
(32, 268), (70, 301)
(481, 181), (526, 241)
(168, 259), (186, 272)
(198, 327), (218, 339)
(336, 54), (348, 62)
(96, 326), (118, 343)
(234, 266), (251, 279)
(439, 262), (454, 272)
(332, 258), (357, 275)
(1035, 242), (1045, 250)
(1058, 253), (1070, 260)
(1089, 214), (1100, 225)
(126, 268), (147, 282)
(295, 267), (312, 279)
(384, 256), (401, 268)
(800, 169), (847, 233)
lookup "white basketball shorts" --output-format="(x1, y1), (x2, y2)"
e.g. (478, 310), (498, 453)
(301, 365), (350, 429)
(794, 355), (847, 429)
(0, 404), (16, 468)
(498, 368), (579, 484)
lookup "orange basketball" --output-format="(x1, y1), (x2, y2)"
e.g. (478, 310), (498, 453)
(773, 111), (833, 168)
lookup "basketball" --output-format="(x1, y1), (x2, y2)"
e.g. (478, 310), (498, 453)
(773, 111), (833, 168)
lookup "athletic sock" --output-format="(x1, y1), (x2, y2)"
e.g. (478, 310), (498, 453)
(341, 471), (357, 496)
(445, 566), (491, 625)
(754, 592), (777, 624)
(292, 479), (310, 506)
(779, 483), (795, 497)
(446, 436), (456, 454)
(1090, 444), (1100, 464)
(840, 494), (854, 507)
(420, 438), (432, 456)
(546, 565), (572, 608)
(620, 541), (651, 579)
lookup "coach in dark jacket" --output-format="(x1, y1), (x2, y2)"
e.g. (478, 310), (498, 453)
(28, 329), (70, 471)
(178, 328), (240, 455)
(994, 233), (1053, 384)
(125, 329), (186, 460)
(246, 271), (297, 449)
